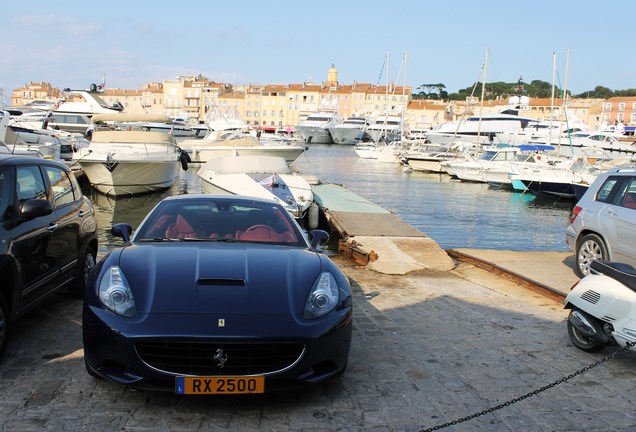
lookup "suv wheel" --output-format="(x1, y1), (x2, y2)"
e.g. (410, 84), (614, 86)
(68, 247), (96, 298)
(0, 295), (9, 360)
(575, 233), (608, 278)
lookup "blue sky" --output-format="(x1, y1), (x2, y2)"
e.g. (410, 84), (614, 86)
(2, 0), (634, 100)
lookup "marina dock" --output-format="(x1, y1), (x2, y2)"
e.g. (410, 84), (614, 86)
(312, 182), (457, 275)
(312, 182), (579, 301)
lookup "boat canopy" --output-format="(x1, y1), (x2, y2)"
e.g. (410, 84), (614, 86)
(91, 130), (174, 144)
(516, 144), (556, 151)
(92, 113), (172, 123)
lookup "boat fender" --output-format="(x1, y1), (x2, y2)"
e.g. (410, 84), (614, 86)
(307, 202), (319, 230)
(178, 148), (191, 170)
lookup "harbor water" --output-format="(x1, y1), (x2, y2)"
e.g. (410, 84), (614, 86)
(85, 144), (574, 253)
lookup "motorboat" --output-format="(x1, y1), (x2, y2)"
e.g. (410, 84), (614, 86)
(510, 148), (630, 199)
(73, 113), (186, 197)
(493, 119), (588, 146)
(141, 116), (196, 137)
(187, 135), (307, 164)
(353, 141), (403, 163)
(365, 115), (404, 143)
(197, 155), (315, 218)
(442, 145), (521, 182)
(564, 132), (636, 158)
(177, 106), (307, 164)
(327, 116), (370, 145)
(403, 143), (474, 173)
(425, 110), (536, 145)
(480, 144), (563, 189)
(295, 111), (343, 144)
(0, 110), (58, 159)
(27, 87), (123, 117)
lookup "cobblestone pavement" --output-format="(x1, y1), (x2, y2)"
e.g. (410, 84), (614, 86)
(1, 258), (636, 431)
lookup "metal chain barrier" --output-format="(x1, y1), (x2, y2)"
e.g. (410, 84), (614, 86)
(420, 341), (636, 432)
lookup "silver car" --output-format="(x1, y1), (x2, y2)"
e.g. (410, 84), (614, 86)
(566, 167), (636, 277)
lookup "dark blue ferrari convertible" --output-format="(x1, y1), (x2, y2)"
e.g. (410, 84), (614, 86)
(82, 195), (353, 394)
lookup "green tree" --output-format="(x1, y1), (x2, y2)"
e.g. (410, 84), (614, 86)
(416, 83), (447, 100)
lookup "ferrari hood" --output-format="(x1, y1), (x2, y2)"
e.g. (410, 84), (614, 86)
(118, 243), (323, 316)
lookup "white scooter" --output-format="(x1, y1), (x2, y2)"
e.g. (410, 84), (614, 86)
(564, 259), (636, 352)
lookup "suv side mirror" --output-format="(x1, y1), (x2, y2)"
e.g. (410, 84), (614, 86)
(19, 199), (53, 220)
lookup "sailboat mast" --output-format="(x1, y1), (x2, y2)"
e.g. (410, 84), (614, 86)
(559, 48), (571, 151)
(476, 48), (488, 144)
(549, 52), (556, 147)
(402, 50), (407, 138)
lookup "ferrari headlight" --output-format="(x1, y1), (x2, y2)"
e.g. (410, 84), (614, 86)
(99, 266), (136, 317)
(304, 272), (339, 319)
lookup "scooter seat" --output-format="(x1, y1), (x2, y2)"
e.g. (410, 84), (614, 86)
(591, 260), (636, 292)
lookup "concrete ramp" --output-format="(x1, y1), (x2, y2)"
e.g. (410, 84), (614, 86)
(312, 183), (456, 275)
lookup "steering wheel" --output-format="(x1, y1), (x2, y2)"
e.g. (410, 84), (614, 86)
(243, 224), (275, 237)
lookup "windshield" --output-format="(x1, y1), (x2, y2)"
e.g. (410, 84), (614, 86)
(134, 197), (305, 246)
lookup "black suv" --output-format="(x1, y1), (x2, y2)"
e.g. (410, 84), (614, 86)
(0, 154), (98, 359)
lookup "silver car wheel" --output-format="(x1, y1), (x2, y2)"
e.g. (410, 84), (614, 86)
(576, 233), (607, 278)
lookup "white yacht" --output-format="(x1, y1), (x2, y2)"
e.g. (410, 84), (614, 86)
(327, 116), (370, 145)
(295, 111), (343, 144)
(425, 110), (536, 145)
(442, 146), (521, 182)
(29, 87), (123, 117)
(140, 116), (196, 137)
(403, 143), (474, 173)
(365, 115), (404, 143)
(197, 155), (314, 219)
(565, 132), (636, 158)
(73, 113), (185, 197)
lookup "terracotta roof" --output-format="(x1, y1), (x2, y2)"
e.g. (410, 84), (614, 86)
(408, 100), (447, 110)
(607, 96), (636, 102)
(104, 89), (142, 96)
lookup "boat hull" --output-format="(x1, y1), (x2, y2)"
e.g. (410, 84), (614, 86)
(191, 145), (306, 164)
(79, 160), (180, 197)
(295, 126), (334, 144)
(328, 127), (367, 145)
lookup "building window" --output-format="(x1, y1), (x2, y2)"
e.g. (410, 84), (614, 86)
(618, 113), (624, 122)
(619, 103), (625, 111)
(631, 113), (636, 123)
(605, 103), (612, 110)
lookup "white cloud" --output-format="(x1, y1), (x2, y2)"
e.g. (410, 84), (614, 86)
(13, 15), (102, 36)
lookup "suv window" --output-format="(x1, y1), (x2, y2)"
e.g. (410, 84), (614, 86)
(0, 167), (10, 220)
(618, 177), (636, 210)
(16, 166), (48, 202)
(45, 166), (76, 207)
(595, 177), (619, 203)
(595, 175), (636, 208)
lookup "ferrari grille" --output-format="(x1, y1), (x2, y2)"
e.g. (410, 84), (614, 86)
(135, 341), (305, 376)
(581, 290), (601, 304)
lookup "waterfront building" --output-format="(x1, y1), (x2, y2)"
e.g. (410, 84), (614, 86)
(6, 67), (619, 133)
(600, 96), (636, 132)
(405, 99), (450, 130)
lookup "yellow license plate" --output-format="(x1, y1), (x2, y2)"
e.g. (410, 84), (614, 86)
(175, 376), (265, 394)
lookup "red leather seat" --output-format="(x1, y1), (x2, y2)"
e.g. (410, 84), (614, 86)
(165, 215), (198, 239)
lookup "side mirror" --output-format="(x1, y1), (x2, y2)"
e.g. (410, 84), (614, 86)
(111, 223), (133, 243)
(308, 229), (329, 250)
(19, 199), (53, 220)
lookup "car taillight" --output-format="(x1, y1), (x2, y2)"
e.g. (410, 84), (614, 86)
(569, 205), (582, 224)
